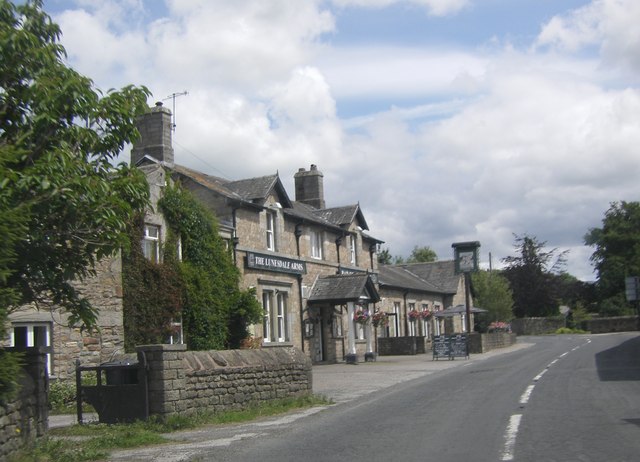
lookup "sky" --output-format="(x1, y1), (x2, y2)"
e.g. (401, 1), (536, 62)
(41, 0), (640, 281)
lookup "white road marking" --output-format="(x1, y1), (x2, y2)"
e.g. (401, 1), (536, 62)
(519, 384), (535, 405)
(501, 414), (522, 461)
(533, 369), (547, 382)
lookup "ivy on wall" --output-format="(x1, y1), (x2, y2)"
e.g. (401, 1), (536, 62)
(123, 179), (263, 351)
(122, 215), (183, 352)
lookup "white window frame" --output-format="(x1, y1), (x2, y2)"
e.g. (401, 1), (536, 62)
(266, 211), (276, 251)
(276, 292), (288, 342)
(421, 304), (430, 337)
(310, 230), (323, 259)
(348, 234), (357, 265)
(262, 290), (289, 343)
(143, 224), (160, 263)
(407, 302), (417, 336)
(10, 322), (52, 375)
(263, 291), (272, 343)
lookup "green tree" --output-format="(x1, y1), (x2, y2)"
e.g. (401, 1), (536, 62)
(502, 234), (568, 318)
(0, 0), (150, 397)
(406, 246), (438, 263)
(471, 270), (514, 325)
(584, 201), (640, 316)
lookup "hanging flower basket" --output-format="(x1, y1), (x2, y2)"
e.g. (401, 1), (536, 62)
(354, 308), (370, 324)
(419, 309), (432, 320)
(372, 310), (389, 328)
(408, 309), (420, 322)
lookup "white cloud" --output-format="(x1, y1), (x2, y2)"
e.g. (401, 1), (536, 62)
(536, 0), (640, 74)
(49, 0), (640, 281)
(330, 0), (469, 17)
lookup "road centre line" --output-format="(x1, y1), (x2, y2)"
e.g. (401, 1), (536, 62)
(519, 385), (535, 406)
(501, 339), (591, 460)
(501, 414), (522, 461)
(533, 369), (547, 382)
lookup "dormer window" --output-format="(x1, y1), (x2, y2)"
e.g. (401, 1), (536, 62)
(349, 234), (357, 265)
(266, 211), (276, 251)
(310, 230), (323, 259)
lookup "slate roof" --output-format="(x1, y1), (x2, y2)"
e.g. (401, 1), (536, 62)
(378, 265), (444, 293)
(316, 205), (369, 230)
(379, 260), (460, 295)
(226, 174), (292, 207)
(171, 164), (243, 201)
(308, 273), (380, 304)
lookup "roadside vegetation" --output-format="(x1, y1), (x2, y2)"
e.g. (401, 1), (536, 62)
(10, 395), (331, 462)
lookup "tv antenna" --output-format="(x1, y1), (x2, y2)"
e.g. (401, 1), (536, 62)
(163, 90), (188, 131)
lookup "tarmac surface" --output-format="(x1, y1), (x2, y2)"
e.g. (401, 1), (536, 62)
(49, 340), (532, 431)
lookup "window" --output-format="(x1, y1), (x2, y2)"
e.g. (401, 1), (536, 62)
(310, 230), (323, 259)
(421, 304), (430, 338)
(262, 290), (289, 343)
(266, 211), (276, 251)
(143, 224), (160, 263)
(348, 234), (357, 265)
(408, 303), (416, 336)
(11, 323), (52, 375)
(332, 312), (343, 338)
(387, 302), (400, 337)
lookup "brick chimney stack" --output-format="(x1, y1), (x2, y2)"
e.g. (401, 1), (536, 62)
(294, 164), (325, 209)
(131, 101), (174, 166)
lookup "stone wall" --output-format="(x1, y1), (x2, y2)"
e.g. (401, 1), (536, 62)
(378, 336), (426, 355)
(510, 317), (565, 335)
(581, 316), (639, 334)
(0, 347), (48, 461)
(467, 332), (517, 354)
(136, 345), (312, 419)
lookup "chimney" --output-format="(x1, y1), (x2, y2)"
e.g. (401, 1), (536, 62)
(294, 164), (325, 209)
(131, 101), (174, 166)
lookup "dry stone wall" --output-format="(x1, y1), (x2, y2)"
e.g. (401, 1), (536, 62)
(137, 345), (312, 419)
(0, 348), (48, 461)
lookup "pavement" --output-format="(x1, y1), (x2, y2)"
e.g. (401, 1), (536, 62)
(49, 340), (532, 429)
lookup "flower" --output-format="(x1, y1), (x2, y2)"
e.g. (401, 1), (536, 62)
(372, 310), (389, 328)
(419, 309), (432, 320)
(488, 321), (511, 332)
(354, 308), (370, 324)
(408, 309), (420, 321)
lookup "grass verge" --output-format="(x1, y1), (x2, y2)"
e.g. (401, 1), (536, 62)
(9, 394), (331, 462)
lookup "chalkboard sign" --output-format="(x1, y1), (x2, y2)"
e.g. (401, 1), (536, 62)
(432, 335), (451, 360)
(432, 334), (468, 360)
(450, 334), (468, 359)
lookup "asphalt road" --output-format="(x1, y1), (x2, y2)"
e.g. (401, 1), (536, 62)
(106, 333), (640, 462)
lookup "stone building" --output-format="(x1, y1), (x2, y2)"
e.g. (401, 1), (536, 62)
(4, 256), (126, 380)
(132, 102), (384, 364)
(378, 261), (471, 349)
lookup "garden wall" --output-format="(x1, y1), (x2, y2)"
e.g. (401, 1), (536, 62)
(581, 316), (639, 334)
(0, 347), (48, 461)
(378, 336), (426, 356)
(467, 332), (517, 354)
(136, 345), (312, 418)
(510, 317), (565, 335)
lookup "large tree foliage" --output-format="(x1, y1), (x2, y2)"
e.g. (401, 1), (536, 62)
(584, 201), (640, 316)
(0, 0), (150, 325)
(471, 270), (514, 326)
(406, 245), (438, 263)
(0, 0), (150, 398)
(502, 234), (568, 318)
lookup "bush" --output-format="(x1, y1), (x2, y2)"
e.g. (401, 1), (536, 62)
(555, 327), (589, 334)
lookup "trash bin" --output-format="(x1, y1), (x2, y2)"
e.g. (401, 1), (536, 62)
(101, 361), (139, 385)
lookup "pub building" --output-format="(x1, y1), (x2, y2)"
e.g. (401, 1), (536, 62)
(132, 102), (384, 363)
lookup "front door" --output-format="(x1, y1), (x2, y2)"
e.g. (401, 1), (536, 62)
(313, 314), (324, 362)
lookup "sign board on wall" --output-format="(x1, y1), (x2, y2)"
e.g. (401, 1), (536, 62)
(246, 251), (307, 275)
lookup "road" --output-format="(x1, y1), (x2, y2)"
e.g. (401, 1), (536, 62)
(108, 333), (640, 461)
